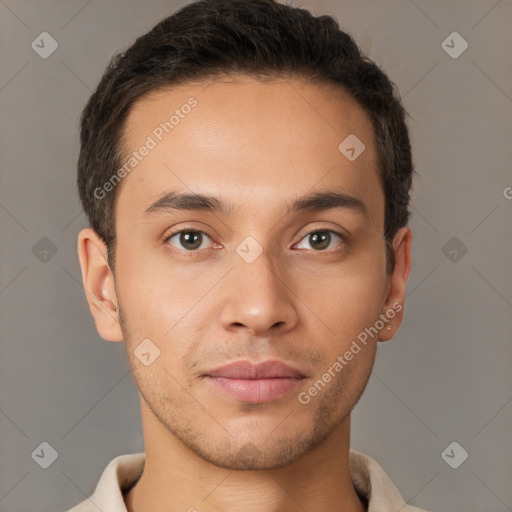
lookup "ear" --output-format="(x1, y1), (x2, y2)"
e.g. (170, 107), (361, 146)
(77, 227), (124, 342)
(378, 227), (412, 342)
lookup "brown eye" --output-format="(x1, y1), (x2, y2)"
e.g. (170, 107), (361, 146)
(295, 230), (344, 251)
(165, 230), (211, 251)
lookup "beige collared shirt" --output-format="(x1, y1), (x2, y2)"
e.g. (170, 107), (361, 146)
(67, 449), (430, 512)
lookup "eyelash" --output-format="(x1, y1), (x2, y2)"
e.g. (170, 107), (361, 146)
(163, 228), (346, 253)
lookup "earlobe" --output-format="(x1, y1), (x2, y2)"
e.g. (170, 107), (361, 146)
(77, 227), (124, 342)
(378, 227), (412, 342)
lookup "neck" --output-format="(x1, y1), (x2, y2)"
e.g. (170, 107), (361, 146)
(124, 401), (366, 512)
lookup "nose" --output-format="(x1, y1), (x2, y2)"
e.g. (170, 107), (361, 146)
(219, 247), (298, 336)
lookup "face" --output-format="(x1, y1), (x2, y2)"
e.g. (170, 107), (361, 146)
(79, 75), (411, 471)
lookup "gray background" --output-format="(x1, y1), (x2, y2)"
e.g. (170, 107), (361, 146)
(1, 0), (511, 511)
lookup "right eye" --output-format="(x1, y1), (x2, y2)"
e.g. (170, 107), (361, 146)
(164, 229), (215, 252)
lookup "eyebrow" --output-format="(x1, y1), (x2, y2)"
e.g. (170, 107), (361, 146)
(141, 189), (368, 219)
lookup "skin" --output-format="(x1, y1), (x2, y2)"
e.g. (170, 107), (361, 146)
(77, 75), (412, 512)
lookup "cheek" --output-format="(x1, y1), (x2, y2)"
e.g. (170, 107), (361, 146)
(294, 230), (386, 300)
(294, 264), (385, 380)
(115, 252), (190, 332)
(299, 264), (384, 330)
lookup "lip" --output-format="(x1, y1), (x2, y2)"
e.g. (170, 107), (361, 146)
(204, 360), (307, 379)
(202, 360), (308, 403)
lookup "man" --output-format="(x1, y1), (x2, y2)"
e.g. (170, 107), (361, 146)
(70, 0), (427, 510)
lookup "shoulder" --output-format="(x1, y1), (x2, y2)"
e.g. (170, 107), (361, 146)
(65, 453), (145, 512)
(349, 449), (431, 512)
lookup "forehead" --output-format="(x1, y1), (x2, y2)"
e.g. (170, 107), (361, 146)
(116, 76), (382, 226)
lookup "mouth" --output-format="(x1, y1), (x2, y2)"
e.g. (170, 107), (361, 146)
(202, 360), (308, 404)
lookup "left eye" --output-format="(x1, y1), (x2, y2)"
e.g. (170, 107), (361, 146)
(294, 230), (344, 251)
